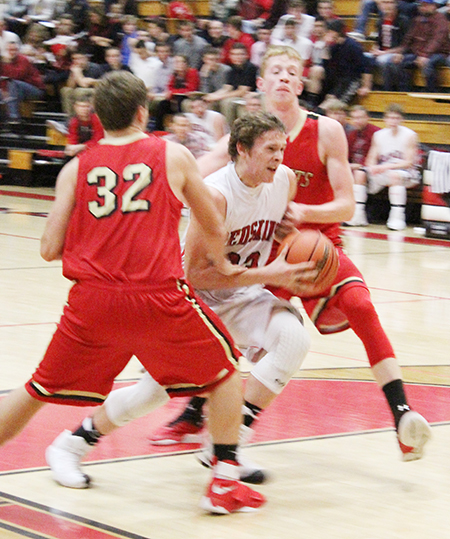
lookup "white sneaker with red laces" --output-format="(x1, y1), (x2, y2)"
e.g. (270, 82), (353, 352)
(200, 461), (266, 514)
(149, 420), (204, 445)
(397, 411), (432, 462)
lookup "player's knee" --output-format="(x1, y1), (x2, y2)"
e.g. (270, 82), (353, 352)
(339, 286), (377, 321)
(104, 372), (169, 427)
(252, 311), (310, 394)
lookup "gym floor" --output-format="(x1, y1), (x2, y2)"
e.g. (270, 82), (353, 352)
(1, 186), (449, 539)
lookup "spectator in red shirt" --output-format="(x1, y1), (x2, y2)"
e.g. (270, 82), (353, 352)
(221, 16), (255, 65)
(347, 105), (380, 172)
(1, 40), (45, 123)
(168, 54), (200, 109)
(65, 96), (104, 157)
(152, 54), (200, 131)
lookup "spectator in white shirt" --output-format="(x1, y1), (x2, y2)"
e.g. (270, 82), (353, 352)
(129, 39), (161, 92)
(271, 0), (315, 41)
(271, 18), (313, 62)
(250, 26), (272, 68)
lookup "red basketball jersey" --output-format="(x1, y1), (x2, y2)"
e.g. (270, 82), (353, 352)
(283, 113), (342, 247)
(63, 133), (184, 285)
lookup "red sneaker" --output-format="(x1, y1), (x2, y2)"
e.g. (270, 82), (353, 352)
(200, 461), (266, 514)
(201, 477), (266, 514)
(149, 420), (203, 445)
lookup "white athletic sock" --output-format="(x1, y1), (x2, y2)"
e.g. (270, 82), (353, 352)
(388, 185), (407, 206)
(353, 183), (368, 205)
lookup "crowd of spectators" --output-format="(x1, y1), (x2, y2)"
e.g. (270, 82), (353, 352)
(0, 0), (446, 143)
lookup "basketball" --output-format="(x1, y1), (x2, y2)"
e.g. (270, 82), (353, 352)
(277, 229), (339, 297)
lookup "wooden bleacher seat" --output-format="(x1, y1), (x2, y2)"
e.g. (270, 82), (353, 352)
(357, 91), (450, 116)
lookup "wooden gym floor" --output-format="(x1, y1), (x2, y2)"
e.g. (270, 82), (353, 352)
(1, 186), (450, 539)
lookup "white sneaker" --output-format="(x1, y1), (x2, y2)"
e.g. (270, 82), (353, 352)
(387, 206), (406, 231)
(45, 430), (92, 488)
(397, 411), (432, 462)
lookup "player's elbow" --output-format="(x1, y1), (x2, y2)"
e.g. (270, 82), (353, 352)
(40, 239), (62, 262)
(342, 198), (356, 221)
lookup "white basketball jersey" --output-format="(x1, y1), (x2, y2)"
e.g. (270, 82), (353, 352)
(205, 161), (291, 268)
(198, 161), (291, 303)
(373, 125), (415, 165)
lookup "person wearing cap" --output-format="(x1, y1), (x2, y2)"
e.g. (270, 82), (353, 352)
(383, 0), (450, 92)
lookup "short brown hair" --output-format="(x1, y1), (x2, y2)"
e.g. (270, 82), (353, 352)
(94, 71), (147, 131)
(385, 103), (404, 116)
(228, 112), (285, 162)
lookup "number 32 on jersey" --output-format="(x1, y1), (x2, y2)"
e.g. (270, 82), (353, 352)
(87, 164), (152, 218)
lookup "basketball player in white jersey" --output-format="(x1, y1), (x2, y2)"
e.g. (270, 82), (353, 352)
(46, 112), (317, 489)
(348, 103), (420, 230)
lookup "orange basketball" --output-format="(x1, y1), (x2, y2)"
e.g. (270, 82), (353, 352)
(277, 229), (339, 297)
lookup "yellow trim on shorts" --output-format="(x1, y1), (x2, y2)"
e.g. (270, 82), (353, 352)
(29, 381), (106, 403)
(177, 280), (240, 368)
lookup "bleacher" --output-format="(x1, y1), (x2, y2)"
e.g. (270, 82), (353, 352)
(1, 0), (450, 234)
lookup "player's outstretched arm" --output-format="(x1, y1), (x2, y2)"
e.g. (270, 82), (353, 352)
(40, 157), (78, 261)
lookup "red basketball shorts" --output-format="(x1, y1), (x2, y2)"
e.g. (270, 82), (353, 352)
(26, 279), (240, 406)
(270, 248), (368, 334)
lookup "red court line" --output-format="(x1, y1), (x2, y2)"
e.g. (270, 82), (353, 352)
(0, 505), (134, 539)
(342, 228), (450, 247)
(0, 190), (55, 201)
(0, 232), (40, 241)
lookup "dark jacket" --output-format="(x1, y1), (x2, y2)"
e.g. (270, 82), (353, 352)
(376, 11), (411, 50)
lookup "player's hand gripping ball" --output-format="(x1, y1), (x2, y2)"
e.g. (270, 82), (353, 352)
(277, 229), (339, 297)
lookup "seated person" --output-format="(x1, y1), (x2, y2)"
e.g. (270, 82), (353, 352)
(60, 47), (103, 117)
(128, 39), (160, 92)
(101, 46), (132, 74)
(347, 104), (380, 174)
(119, 14), (138, 66)
(185, 92), (229, 148)
(151, 54), (199, 131)
(348, 103), (420, 230)
(271, 18), (313, 67)
(0, 40), (46, 126)
(203, 42), (257, 126)
(65, 95), (104, 157)
(163, 113), (210, 158)
(319, 19), (372, 107)
(322, 97), (353, 134)
(199, 46), (231, 94)
(221, 15), (255, 65)
(243, 91), (263, 112)
(270, 0), (315, 41)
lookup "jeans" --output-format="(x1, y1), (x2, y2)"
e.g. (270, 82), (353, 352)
(6, 80), (45, 119)
(401, 53), (447, 92)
